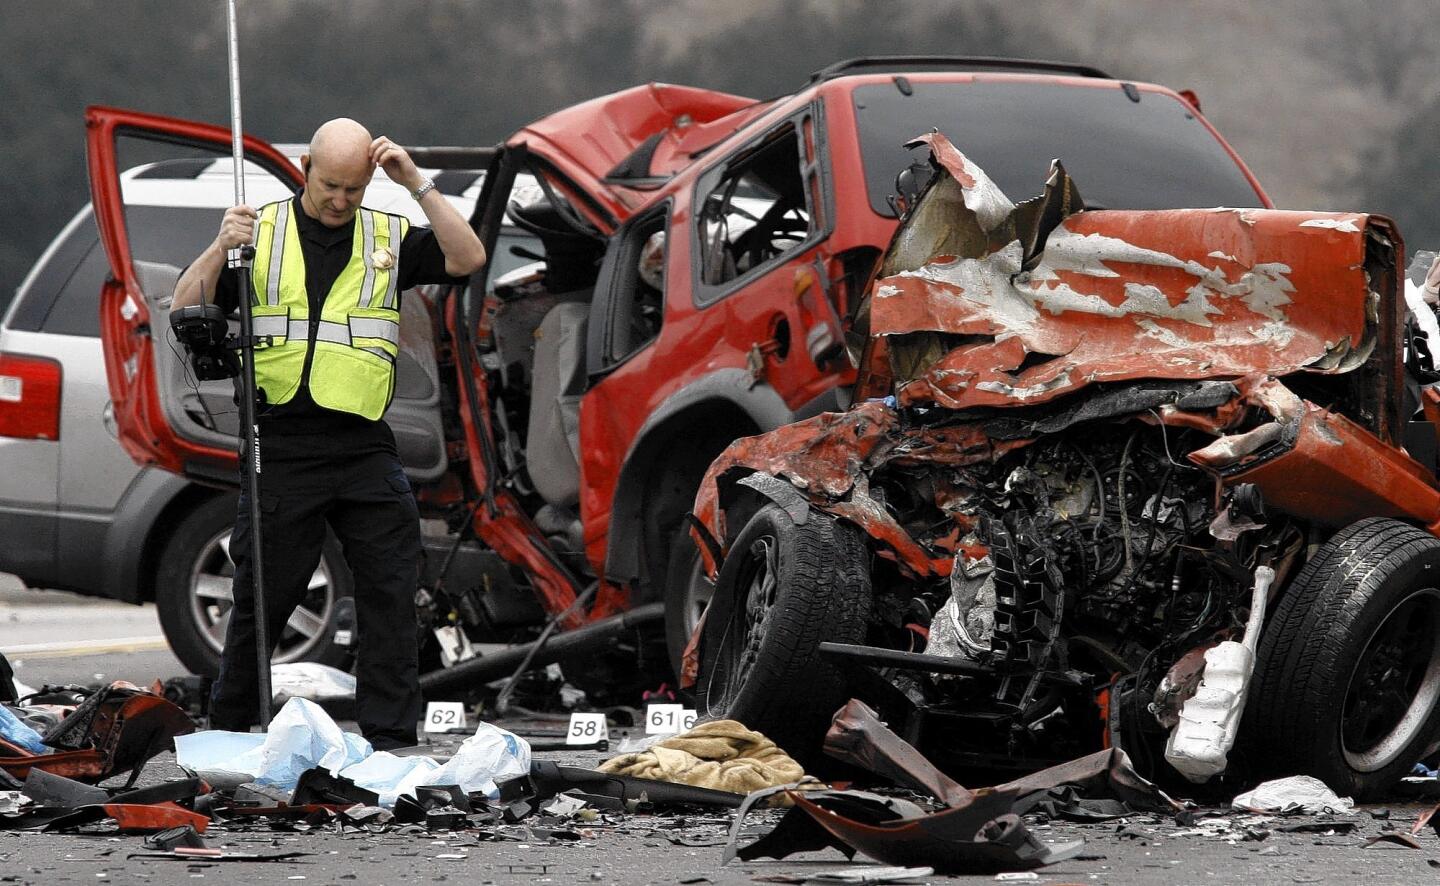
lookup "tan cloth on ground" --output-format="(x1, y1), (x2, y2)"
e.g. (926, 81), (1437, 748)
(597, 719), (806, 795)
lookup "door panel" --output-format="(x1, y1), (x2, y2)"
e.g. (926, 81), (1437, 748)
(86, 106), (303, 479)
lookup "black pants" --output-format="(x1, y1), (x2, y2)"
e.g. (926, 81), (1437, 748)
(209, 448), (423, 750)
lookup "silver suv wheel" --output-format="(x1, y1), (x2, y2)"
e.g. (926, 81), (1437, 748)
(154, 496), (353, 677)
(189, 525), (338, 662)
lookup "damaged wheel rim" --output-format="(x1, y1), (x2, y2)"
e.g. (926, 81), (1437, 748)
(1340, 587), (1440, 773)
(681, 549), (715, 641)
(190, 527), (337, 663)
(711, 534), (779, 708)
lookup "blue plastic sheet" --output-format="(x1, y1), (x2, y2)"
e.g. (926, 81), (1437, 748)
(428, 722), (531, 798)
(340, 723), (530, 805)
(175, 698), (530, 807)
(339, 752), (442, 807)
(0, 704), (48, 754)
(175, 698), (371, 791)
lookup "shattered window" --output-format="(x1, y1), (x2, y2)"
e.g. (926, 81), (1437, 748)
(852, 80), (1266, 217)
(695, 124), (812, 288)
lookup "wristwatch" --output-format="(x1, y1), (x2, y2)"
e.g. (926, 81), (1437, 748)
(411, 177), (436, 201)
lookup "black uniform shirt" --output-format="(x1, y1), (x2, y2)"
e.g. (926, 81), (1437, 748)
(214, 193), (463, 460)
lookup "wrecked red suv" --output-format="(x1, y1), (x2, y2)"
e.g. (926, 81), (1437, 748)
(90, 58), (1270, 698)
(692, 131), (1440, 798)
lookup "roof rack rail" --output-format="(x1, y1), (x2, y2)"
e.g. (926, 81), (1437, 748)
(404, 146), (497, 170)
(807, 55), (1112, 84)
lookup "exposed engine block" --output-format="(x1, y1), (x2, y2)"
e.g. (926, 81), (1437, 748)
(926, 425), (1220, 680)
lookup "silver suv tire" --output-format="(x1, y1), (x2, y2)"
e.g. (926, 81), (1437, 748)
(153, 495), (354, 677)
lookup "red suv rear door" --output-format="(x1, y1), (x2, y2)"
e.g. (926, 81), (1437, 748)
(86, 106), (303, 478)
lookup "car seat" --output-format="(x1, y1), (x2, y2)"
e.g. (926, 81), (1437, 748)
(524, 301), (589, 508)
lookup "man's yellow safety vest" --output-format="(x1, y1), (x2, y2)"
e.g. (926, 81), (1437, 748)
(247, 199), (409, 421)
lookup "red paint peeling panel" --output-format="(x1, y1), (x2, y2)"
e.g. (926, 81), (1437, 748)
(867, 132), (1379, 412)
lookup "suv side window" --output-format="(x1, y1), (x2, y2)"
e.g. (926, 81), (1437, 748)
(693, 113), (822, 302)
(12, 204), (229, 339)
(6, 211), (100, 334)
(591, 203), (669, 372)
(38, 238), (109, 337)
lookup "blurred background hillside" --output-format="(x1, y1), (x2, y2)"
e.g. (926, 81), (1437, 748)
(5, 0), (1439, 308)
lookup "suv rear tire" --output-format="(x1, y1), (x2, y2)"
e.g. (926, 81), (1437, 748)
(153, 496), (354, 677)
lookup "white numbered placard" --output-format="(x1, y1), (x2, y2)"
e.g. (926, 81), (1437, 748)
(423, 701), (467, 733)
(565, 712), (609, 745)
(645, 704), (698, 734)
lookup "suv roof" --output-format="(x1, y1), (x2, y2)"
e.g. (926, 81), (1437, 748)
(513, 61), (1265, 229)
(805, 54), (1112, 83)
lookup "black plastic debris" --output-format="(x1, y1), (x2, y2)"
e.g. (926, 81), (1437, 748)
(1011, 785), (1133, 822)
(22, 768), (106, 808)
(292, 767), (379, 807)
(392, 793), (430, 824)
(153, 675), (211, 721)
(112, 777), (204, 807)
(414, 784), (471, 812)
(500, 798), (534, 823)
(523, 760), (744, 809)
(144, 824), (208, 851)
(1275, 820), (1358, 835)
(233, 783), (291, 806)
(425, 807), (468, 830)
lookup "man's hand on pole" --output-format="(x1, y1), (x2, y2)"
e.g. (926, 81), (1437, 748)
(217, 204), (258, 252)
(173, 204), (257, 309)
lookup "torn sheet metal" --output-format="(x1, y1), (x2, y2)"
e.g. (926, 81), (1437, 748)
(725, 700), (1088, 873)
(0, 683), (196, 784)
(724, 783), (1080, 874)
(824, 699), (972, 807)
(827, 699), (1180, 814)
(696, 400), (1025, 576)
(788, 787), (1079, 874)
(1192, 394), (1440, 530)
(859, 131), (1381, 413)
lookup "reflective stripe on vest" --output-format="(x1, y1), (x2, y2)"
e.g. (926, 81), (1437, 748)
(358, 210), (405, 309)
(250, 316), (400, 350)
(246, 200), (409, 420)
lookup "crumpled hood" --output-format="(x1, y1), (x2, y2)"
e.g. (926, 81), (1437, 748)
(860, 132), (1385, 410)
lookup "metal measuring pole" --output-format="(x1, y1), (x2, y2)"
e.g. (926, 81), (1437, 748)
(225, 0), (273, 726)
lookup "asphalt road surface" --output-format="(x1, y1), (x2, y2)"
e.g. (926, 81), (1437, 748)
(6, 573), (1440, 885)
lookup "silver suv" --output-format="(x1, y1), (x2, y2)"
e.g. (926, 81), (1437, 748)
(0, 151), (535, 675)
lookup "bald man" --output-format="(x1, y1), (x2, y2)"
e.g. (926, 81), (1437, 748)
(175, 121), (485, 749)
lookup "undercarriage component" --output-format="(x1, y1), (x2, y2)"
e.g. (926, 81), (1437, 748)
(1164, 565), (1274, 781)
(418, 602), (663, 696)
